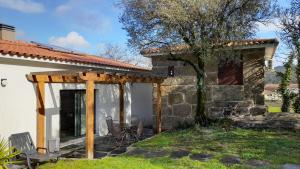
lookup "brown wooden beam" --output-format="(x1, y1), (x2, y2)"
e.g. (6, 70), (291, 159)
(156, 82), (162, 134)
(27, 74), (84, 83)
(36, 81), (46, 153)
(119, 83), (125, 128)
(27, 73), (128, 84)
(28, 72), (166, 84)
(85, 80), (95, 159)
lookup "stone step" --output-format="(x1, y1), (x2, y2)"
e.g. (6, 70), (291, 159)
(208, 104), (266, 119)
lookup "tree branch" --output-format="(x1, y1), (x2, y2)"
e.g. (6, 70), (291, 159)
(166, 51), (203, 76)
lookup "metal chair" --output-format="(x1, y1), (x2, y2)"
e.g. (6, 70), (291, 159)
(105, 116), (126, 146)
(9, 132), (60, 169)
(134, 120), (144, 141)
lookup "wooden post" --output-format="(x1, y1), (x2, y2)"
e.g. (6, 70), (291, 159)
(119, 83), (125, 128)
(156, 82), (162, 133)
(36, 81), (45, 153)
(85, 80), (95, 159)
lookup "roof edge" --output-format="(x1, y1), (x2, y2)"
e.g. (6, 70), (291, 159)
(0, 39), (150, 71)
(141, 38), (279, 57)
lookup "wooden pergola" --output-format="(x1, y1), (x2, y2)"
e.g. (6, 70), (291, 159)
(26, 70), (165, 159)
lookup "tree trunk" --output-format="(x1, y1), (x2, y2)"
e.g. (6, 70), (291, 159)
(195, 56), (208, 126)
(295, 54), (300, 113)
(195, 76), (208, 126)
(281, 94), (290, 112)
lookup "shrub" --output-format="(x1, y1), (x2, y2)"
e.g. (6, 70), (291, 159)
(215, 118), (235, 132)
(0, 137), (20, 169)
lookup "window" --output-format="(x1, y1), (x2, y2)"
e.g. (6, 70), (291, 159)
(218, 55), (243, 85)
(168, 66), (175, 77)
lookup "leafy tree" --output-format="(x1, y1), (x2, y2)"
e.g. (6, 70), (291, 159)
(119, 0), (276, 125)
(280, 0), (300, 113)
(277, 53), (296, 112)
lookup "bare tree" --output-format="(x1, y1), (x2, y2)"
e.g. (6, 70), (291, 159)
(280, 0), (300, 113)
(99, 43), (152, 68)
(119, 0), (276, 125)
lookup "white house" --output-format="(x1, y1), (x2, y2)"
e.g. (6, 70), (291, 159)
(264, 84), (299, 101)
(0, 24), (155, 149)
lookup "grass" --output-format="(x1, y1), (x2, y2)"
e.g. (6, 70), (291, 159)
(41, 127), (300, 169)
(268, 106), (281, 113)
(265, 100), (282, 113)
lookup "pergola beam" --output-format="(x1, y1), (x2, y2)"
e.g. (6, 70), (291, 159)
(85, 80), (95, 159)
(27, 70), (166, 159)
(36, 81), (46, 153)
(119, 83), (125, 128)
(27, 72), (164, 84)
(27, 74), (84, 83)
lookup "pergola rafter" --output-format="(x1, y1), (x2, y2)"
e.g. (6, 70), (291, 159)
(26, 70), (165, 159)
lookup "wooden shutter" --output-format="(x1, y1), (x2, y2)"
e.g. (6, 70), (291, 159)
(218, 57), (243, 85)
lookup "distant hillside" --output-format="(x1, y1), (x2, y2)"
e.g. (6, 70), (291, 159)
(265, 65), (297, 84)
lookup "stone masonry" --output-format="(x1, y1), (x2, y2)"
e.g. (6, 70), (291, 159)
(152, 48), (267, 130)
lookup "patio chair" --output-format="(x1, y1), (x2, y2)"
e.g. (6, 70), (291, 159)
(105, 116), (126, 146)
(106, 116), (114, 136)
(9, 132), (60, 169)
(134, 120), (144, 141)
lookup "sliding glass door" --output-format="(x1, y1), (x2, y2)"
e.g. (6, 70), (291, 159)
(60, 90), (86, 140)
(74, 91), (86, 137)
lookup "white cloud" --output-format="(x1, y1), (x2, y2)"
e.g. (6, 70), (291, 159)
(55, 4), (72, 14)
(49, 31), (90, 49)
(0, 0), (44, 13)
(54, 0), (113, 33)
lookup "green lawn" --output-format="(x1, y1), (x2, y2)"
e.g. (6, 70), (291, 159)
(41, 127), (300, 169)
(268, 106), (281, 113)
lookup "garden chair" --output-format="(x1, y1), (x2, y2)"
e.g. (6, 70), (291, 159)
(9, 132), (60, 169)
(105, 116), (114, 136)
(105, 116), (126, 146)
(134, 120), (144, 141)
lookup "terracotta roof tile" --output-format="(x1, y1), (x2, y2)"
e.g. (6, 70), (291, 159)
(141, 38), (279, 55)
(264, 84), (298, 91)
(0, 40), (148, 71)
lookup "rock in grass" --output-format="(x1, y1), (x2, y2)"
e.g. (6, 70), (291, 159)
(220, 155), (241, 165)
(110, 147), (127, 155)
(94, 151), (107, 159)
(246, 159), (269, 167)
(189, 153), (214, 162)
(94, 144), (115, 152)
(126, 148), (148, 156)
(170, 150), (190, 159)
(144, 150), (169, 158)
(282, 164), (300, 169)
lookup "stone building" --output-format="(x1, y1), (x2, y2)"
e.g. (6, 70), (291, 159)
(142, 39), (279, 130)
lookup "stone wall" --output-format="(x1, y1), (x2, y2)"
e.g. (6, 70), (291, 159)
(153, 76), (197, 130)
(243, 48), (265, 104)
(152, 48), (266, 130)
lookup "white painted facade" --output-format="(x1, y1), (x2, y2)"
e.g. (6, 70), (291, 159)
(0, 54), (153, 146)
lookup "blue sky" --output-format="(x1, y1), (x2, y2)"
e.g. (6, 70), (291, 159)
(0, 0), (127, 55)
(0, 0), (291, 66)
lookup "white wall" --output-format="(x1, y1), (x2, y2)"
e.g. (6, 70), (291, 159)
(95, 83), (131, 136)
(0, 55), (131, 145)
(131, 83), (153, 126)
(0, 57), (70, 144)
(0, 55), (153, 146)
